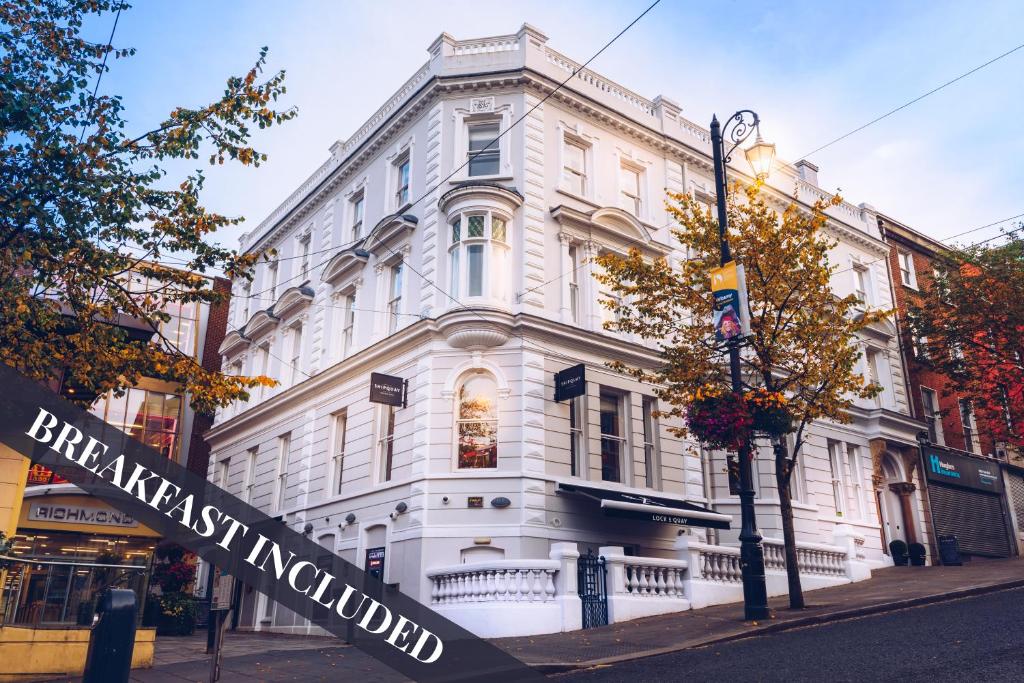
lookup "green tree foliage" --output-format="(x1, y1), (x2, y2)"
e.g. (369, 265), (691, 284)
(0, 1), (296, 412)
(596, 184), (885, 608)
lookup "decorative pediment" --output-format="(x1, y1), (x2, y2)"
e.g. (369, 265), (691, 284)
(321, 249), (369, 286)
(439, 181), (524, 214)
(859, 315), (898, 341)
(364, 214), (418, 256)
(272, 285), (315, 320)
(244, 308), (280, 339)
(218, 330), (250, 357)
(551, 204), (670, 256)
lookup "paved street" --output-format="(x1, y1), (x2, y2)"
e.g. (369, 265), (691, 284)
(566, 586), (1024, 682)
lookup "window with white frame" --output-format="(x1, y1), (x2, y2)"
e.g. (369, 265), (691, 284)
(330, 411), (347, 495)
(244, 446), (258, 504)
(845, 444), (865, 520)
(959, 399), (977, 453)
(865, 347), (884, 404)
(288, 323), (303, 385)
(378, 405), (396, 481)
(898, 251), (917, 289)
(238, 281), (252, 326)
(448, 210), (511, 302)
(386, 261), (403, 334)
(827, 440), (847, 516)
(274, 433), (290, 511)
(562, 137), (588, 196)
(599, 389), (625, 483)
(921, 387), (944, 445)
(786, 435), (806, 502)
(350, 191), (365, 241)
(267, 260), (279, 303)
(256, 344), (270, 400)
(341, 293), (355, 357)
(853, 265), (869, 307)
(217, 457), (230, 489)
(642, 396), (658, 488)
(619, 163), (642, 216)
(569, 395), (584, 477)
(456, 373), (498, 469)
(467, 121), (500, 177)
(568, 245), (580, 323)
(394, 154), (410, 208)
(298, 234), (311, 281)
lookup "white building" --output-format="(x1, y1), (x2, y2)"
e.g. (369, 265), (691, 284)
(205, 25), (923, 637)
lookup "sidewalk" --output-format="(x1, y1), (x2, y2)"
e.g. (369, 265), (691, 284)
(42, 557), (1024, 681)
(493, 557), (1024, 672)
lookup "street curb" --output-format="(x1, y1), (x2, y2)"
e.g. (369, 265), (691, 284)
(529, 578), (1024, 675)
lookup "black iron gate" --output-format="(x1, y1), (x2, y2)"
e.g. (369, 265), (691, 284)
(577, 550), (608, 629)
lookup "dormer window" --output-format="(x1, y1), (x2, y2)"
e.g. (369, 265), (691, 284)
(467, 122), (500, 177)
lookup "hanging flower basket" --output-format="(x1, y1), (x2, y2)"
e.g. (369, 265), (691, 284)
(745, 388), (795, 436)
(686, 386), (752, 451)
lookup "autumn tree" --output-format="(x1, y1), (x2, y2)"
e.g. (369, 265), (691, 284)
(0, 0), (295, 412)
(906, 231), (1024, 450)
(596, 184), (884, 609)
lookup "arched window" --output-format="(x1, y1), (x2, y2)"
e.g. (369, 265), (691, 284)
(456, 373), (498, 469)
(448, 210), (511, 303)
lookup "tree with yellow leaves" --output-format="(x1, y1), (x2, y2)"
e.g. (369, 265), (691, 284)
(0, 1), (294, 413)
(596, 184), (885, 609)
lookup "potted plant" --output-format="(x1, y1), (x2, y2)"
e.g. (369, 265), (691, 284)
(150, 542), (199, 636)
(745, 388), (795, 436)
(686, 385), (753, 450)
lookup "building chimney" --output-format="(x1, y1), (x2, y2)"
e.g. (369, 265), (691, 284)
(795, 159), (819, 187)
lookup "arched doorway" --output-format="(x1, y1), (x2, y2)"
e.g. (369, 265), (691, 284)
(879, 453), (920, 552)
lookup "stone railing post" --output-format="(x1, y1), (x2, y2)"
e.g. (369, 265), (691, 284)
(549, 542), (582, 632)
(598, 546), (626, 624)
(832, 524), (871, 581)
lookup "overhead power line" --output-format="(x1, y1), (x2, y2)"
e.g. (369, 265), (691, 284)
(799, 41), (1024, 160)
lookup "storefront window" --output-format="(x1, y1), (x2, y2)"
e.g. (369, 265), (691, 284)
(89, 388), (182, 460)
(456, 374), (498, 469)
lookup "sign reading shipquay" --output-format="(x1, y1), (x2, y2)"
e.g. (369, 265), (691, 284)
(923, 446), (1004, 493)
(554, 364), (586, 402)
(369, 372), (406, 407)
(29, 502), (139, 528)
(0, 363), (542, 683)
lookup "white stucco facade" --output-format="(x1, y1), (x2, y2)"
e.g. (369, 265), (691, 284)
(204, 25), (925, 636)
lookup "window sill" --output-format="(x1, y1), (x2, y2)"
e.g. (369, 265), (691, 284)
(450, 173), (514, 185)
(555, 187), (600, 209)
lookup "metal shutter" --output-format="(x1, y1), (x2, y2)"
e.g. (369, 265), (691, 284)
(928, 484), (1011, 557)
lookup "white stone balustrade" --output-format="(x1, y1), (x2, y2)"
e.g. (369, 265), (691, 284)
(427, 560), (558, 605)
(600, 546), (690, 622)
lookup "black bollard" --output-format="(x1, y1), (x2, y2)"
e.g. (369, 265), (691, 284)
(83, 588), (138, 683)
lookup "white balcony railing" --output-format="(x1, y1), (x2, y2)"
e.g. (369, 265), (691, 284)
(426, 560), (559, 605)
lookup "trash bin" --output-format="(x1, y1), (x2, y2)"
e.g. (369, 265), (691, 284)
(83, 588), (137, 683)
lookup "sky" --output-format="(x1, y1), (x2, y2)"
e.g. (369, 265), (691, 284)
(89, 0), (1024, 258)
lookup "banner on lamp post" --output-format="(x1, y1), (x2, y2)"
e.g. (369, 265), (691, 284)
(710, 261), (750, 343)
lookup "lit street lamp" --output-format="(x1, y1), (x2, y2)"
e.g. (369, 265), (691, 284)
(709, 110), (775, 621)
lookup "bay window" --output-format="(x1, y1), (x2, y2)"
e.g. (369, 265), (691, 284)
(456, 373), (498, 469)
(448, 210), (511, 302)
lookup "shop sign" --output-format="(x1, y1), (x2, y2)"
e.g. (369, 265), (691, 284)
(554, 364), (586, 402)
(710, 260), (750, 342)
(369, 372), (406, 407)
(28, 503), (139, 527)
(923, 446), (1004, 493)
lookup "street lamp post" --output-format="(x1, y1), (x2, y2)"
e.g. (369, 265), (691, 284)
(709, 110), (775, 621)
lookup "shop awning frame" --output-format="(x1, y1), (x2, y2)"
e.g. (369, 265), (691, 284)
(557, 482), (732, 529)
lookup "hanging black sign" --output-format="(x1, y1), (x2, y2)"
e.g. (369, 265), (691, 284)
(554, 363), (586, 402)
(922, 446), (1003, 493)
(369, 372), (406, 407)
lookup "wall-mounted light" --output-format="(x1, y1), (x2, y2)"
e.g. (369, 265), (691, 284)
(339, 512), (357, 531)
(390, 501), (408, 520)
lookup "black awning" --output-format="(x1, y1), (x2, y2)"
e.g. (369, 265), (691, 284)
(557, 482), (732, 530)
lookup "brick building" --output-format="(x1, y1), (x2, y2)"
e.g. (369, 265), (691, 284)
(879, 214), (1021, 558)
